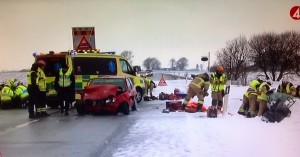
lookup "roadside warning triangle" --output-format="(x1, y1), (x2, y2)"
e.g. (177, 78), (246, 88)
(158, 75), (167, 86)
(77, 36), (92, 50)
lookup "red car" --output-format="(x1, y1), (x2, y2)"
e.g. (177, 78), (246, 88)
(76, 76), (137, 115)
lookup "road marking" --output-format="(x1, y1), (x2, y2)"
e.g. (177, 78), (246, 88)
(15, 119), (39, 128)
(0, 119), (39, 135)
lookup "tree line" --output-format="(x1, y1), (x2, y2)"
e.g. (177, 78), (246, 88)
(216, 31), (300, 81)
(120, 50), (189, 71)
(120, 31), (300, 81)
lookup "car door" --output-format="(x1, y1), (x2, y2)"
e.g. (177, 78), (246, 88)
(125, 78), (136, 105)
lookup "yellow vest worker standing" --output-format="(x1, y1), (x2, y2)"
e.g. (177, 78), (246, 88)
(54, 63), (75, 116)
(36, 60), (50, 117)
(27, 63), (39, 119)
(182, 73), (210, 112)
(210, 65), (227, 111)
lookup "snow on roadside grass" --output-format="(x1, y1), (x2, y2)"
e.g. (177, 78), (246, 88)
(113, 79), (300, 157)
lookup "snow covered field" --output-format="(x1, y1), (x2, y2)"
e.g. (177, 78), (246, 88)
(112, 79), (300, 157)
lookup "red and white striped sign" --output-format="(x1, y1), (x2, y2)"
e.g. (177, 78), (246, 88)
(72, 27), (96, 50)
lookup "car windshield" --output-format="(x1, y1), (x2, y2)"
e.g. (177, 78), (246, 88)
(36, 56), (66, 77)
(90, 78), (126, 91)
(73, 57), (117, 75)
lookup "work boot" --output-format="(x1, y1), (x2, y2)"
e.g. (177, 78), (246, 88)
(35, 112), (42, 118)
(42, 112), (50, 117)
(246, 112), (256, 118)
(197, 104), (204, 112)
(29, 113), (37, 119)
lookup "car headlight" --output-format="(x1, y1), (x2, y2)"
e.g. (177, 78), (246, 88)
(105, 97), (116, 103)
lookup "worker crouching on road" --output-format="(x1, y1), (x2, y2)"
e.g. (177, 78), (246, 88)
(238, 79), (263, 117)
(143, 76), (156, 101)
(54, 63), (75, 116)
(257, 81), (272, 117)
(36, 60), (50, 117)
(210, 65), (227, 112)
(277, 81), (297, 97)
(182, 73), (210, 112)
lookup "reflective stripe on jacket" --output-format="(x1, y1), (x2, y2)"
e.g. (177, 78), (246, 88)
(257, 82), (270, 101)
(211, 72), (226, 92)
(244, 79), (261, 97)
(58, 68), (72, 87)
(27, 71), (33, 85)
(1, 86), (14, 98)
(37, 67), (46, 91)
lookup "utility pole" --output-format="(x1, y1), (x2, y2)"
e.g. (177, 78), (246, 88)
(208, 52), (210, 72)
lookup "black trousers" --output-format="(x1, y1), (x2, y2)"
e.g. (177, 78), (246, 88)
(36, 91), (46, 112)
(58, 87), (74, 112)
(27, 86), (38, 114)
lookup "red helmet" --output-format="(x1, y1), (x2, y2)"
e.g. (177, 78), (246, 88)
(37, 60), (46, 67)
(216, 65), (224, 72)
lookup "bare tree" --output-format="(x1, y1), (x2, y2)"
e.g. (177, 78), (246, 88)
(143, 57), (161, 70)
(120, 50), (134, 64)
(217, 35), (250, 80)
(176, 57), (188, 70)
(169, 58), (176, 70)
(249, 31), (300, 81)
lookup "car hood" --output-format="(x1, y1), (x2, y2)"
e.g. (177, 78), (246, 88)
(84, 85), (118, 100)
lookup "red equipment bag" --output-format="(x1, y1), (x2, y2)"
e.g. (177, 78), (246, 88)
(166, 100), (183, 111)
(185, 101), (207, 113)
(185, 101), (198, 113)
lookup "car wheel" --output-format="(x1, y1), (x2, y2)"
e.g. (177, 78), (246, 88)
(136, 88), (143, 103)
(75, 102), (85, 116)
(120, 102), (130, 115)
(131, 98), (137, 111)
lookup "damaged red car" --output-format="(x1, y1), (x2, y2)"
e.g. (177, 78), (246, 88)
(75, 76), (137, 115)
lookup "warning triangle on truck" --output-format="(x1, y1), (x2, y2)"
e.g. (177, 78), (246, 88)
(77, 36), (92, 50)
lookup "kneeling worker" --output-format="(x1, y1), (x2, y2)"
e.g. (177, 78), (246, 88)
(144, 76), (156, 100)
(182, 73), (210, 112)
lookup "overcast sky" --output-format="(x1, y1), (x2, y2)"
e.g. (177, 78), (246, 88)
(0, 0), (299, 71)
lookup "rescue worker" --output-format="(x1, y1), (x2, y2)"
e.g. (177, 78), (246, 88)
(210, 65), (227, 111)
(0, 83), (14, 109)
(182, 73), (210, 112)
(237, 78), (263, 117)
(277, 81), (297, 97)
(257, 81), (272, 117)
(7, 79), (17, 91)
(14, 82), (29, 108)
(36, 60), (50, 117)
(144, 76), (156, 100)
(54, 63), (75, 116)
(27, 63), (39, 119)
